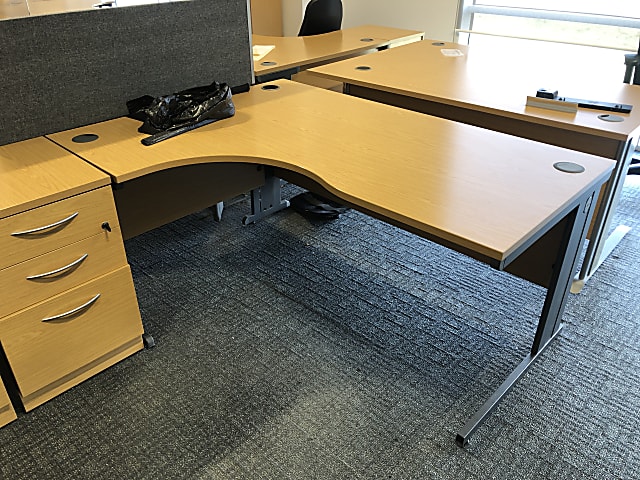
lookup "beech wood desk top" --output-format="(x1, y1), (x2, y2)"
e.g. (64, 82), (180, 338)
(1, 0), (98, 19)
(48, 80), (612, 265)
(309, 39), (640, 142)
(0, 137), (110, 219)
(253, 25), (424, 78)
(0, 0), (29, 19)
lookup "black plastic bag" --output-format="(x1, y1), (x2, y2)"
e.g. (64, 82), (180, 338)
(127, 82), (235, 145)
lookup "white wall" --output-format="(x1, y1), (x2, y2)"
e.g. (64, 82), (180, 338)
(282, 0), (460, 41)
(281, 0), (306, 36)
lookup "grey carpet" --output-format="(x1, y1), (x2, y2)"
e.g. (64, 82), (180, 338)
(0, 176), (638, 479)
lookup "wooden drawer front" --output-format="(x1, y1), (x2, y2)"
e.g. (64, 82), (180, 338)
(0, 187), (119, 270)
(0, 265), (143, 401)
(0, 375), (17, 428)
(0, 228), (128, 319)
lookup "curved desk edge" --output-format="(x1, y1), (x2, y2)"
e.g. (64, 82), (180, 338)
(46, 80), (614, 266)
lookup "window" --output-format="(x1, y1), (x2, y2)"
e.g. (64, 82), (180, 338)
(457, 1), (640, 51)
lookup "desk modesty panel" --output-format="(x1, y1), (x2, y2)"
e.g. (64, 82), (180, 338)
(252, 25), (424, 79)
(48, 81), (612, 266)
(250, 0), (282, 36)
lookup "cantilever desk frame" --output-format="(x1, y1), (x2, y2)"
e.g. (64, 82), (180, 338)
(308, 39), (640, 291)
(48, 81), (613, 446)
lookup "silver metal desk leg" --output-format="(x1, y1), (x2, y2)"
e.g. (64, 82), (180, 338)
(242, 173), (289, 225)
(571, 138), (636, 293)
(457, 188), (597, 447)
(212, 201), (224, 221)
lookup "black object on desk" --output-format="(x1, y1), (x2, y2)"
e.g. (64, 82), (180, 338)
(140, 119), (217, 146)
(535, 88), (633, 113)
(623, 38), (640, 86)
(127, 82), (236, 146)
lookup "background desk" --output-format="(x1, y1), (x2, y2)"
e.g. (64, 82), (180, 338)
(1, 0), (102, 19)
(250, 0), (282, 36)
(308, 39), (640, 290)
(0, 0), (29, 19)
(252, 25), (424, 84)
(48, 80), (612, 444)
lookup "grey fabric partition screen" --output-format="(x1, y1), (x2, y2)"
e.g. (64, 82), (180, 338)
(0, 0), (253, 146)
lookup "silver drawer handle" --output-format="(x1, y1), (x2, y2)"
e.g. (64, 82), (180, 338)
(41, 293), (101, 322)
(26, 254), (89, 280)
(11, 212), (79, 236)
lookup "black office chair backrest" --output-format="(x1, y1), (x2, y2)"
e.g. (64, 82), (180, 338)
(298, 0), (343, 37)
(623, 38), (640, 85)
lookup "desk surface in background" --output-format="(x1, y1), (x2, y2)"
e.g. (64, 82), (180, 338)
(308, 38), (640, 142)
(48, 80), (612, 264)
(308, 38), (640, 287)
(252, 25), (424, 77)
(0, 0), (29, 19)
(0, 0), (98, 19)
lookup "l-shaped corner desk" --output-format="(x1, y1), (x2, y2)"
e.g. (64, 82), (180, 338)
(308, 39), (640, 292)
(0, 80), (613, 446)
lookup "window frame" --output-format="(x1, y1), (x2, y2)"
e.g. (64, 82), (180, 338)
(456, 1), (640, 50)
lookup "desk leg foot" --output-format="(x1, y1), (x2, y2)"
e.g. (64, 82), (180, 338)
(212, 201), (224, 222)
(570, 277), (585, 294)
(142, 333), (155, 349)
(456, 325), (562, 448)
(575, 225), (631, 291)
(455, 434), (469, 448)
(243, 176), (289, 225)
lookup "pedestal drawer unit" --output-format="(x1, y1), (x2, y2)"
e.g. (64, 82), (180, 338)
(0, 266), (143, 410)
(0, 137), (145, 419)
